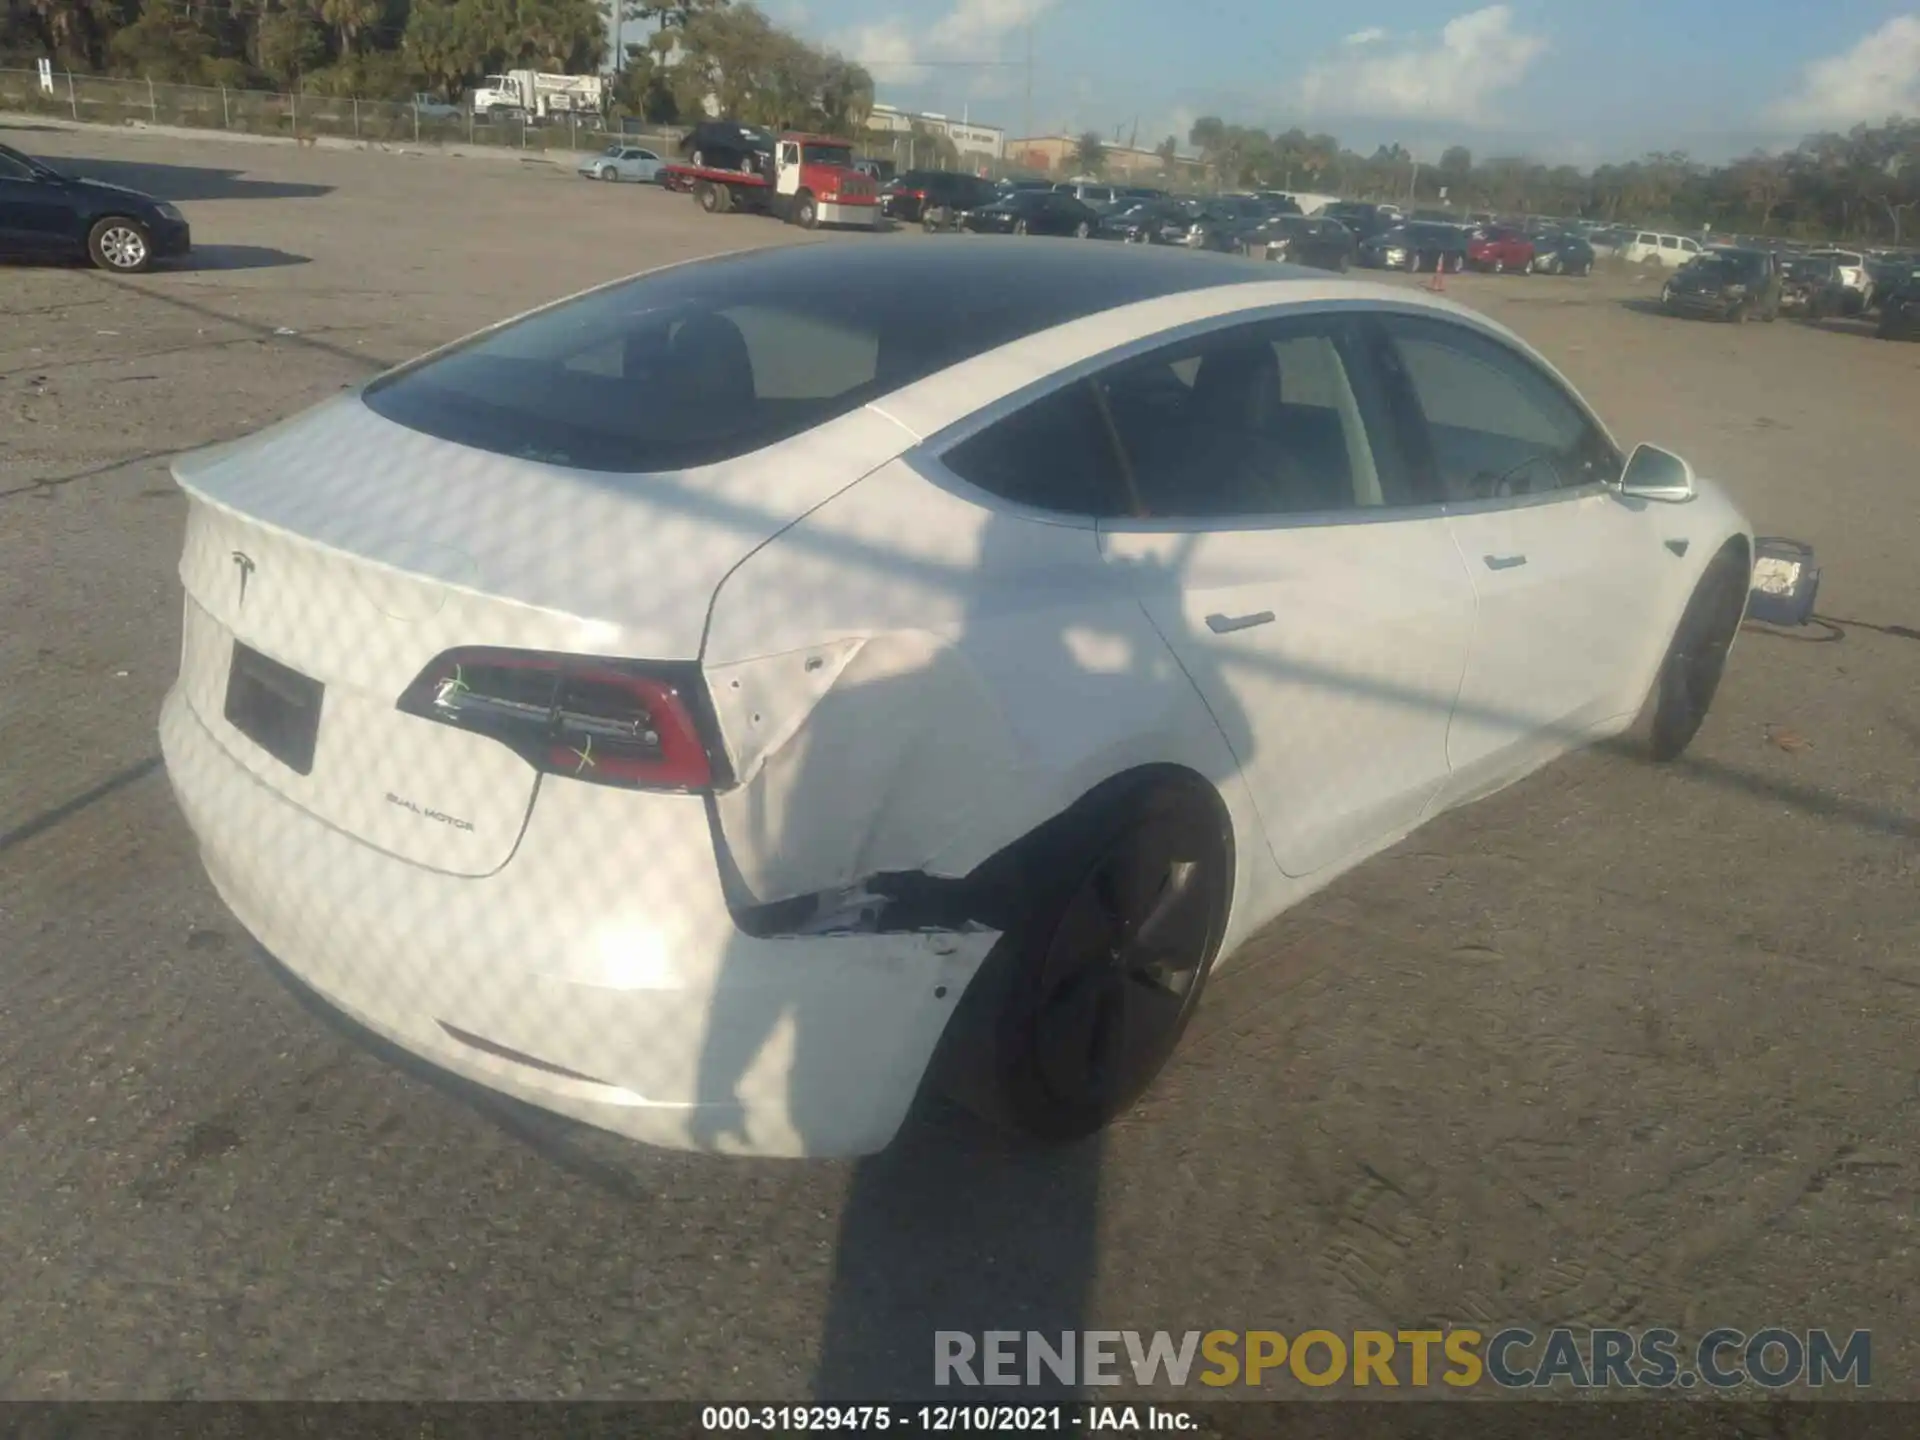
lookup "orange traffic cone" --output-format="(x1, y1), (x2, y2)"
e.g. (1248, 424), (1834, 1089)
(1427, 258), (1447, 294)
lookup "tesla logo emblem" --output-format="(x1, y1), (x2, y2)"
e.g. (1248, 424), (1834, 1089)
(230, 550), (256, 607)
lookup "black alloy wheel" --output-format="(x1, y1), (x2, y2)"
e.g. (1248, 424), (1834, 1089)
(1631, 552), (1748, 762)
(957, 776), (1233, 1143)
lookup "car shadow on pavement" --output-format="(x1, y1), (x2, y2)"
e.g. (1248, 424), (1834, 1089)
(178, 244), (312, 271)
(33, 154), (333, 201)
(1798, 316), (1882, 339)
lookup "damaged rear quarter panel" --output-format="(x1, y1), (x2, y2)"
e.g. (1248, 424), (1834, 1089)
(700, 455), (1258, 909)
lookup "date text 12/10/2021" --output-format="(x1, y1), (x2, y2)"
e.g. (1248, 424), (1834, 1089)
(700, 1405), (1196, 1431)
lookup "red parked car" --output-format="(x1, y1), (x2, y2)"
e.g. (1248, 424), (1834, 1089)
(1468, 225), (1535, 273)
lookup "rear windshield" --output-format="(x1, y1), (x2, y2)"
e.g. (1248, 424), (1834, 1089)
(362, 244), (1270, 472)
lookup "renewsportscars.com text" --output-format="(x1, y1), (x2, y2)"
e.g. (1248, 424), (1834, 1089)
(934, 1328), (1871, 1390)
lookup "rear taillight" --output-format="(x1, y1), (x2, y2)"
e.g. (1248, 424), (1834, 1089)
(397, 647), (724, 792)
(909, 188), (928, 200)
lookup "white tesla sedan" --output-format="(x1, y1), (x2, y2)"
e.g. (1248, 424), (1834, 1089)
(160, 240), (1755, 1158)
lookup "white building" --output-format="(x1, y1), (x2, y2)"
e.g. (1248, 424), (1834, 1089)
(868, 103), (1005, 163)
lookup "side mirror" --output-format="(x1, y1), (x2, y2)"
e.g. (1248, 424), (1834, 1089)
(1618, 443), (1696, 502)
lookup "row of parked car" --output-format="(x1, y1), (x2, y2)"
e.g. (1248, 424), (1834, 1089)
(1655, 243), (1920, 337)
(877, 178), (1606, 280)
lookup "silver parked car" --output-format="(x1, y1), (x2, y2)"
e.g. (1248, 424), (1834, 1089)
(577, 144), (665, 184)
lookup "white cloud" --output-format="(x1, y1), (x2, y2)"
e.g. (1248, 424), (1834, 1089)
(833, 0), (1055, 94)
(1297, 6), (1546, 124)
(1342, 27), (1388, 47)
(836, 18), (930, 82)
(930, 0), (1050, 51)
(1772, 15), (1920, 129)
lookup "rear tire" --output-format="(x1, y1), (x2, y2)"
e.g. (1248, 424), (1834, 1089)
(1623, 550), (1748, 763)
(942, 774), (1233, 1143)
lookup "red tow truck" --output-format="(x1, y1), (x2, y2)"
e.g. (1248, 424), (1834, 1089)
(661, 131), (879, 230)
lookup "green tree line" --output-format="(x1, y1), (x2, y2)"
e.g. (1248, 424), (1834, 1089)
(1181, 116), (1920, 245)
(0, 0), (872, 132)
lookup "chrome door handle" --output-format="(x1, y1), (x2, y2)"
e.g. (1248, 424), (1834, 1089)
(1206, 610), (1276, 634)
(1483, 553), (1528, 570)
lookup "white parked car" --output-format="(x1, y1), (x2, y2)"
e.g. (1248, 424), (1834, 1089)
(1621, 231), (1705, 267)
(1805, 248), (1871, 304)
(577, 143), (664, 183)
(159, 242), (1756, 1159)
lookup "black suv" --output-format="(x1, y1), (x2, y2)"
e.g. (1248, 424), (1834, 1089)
(882, 170), (998, 226)
(1660, 247), (1782, 322)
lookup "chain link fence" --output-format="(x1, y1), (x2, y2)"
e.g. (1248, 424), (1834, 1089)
(0, 67), (687, 159)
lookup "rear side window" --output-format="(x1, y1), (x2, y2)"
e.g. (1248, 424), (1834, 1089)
(942, 382), (1128, 516)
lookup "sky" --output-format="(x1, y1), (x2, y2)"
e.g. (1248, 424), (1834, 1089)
(760, 0), (1920, 166)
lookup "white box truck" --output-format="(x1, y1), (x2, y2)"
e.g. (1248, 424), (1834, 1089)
(472, 71), (606, 121)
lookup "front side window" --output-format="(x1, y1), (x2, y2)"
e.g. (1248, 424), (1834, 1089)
(1379, 314), (1619, 502)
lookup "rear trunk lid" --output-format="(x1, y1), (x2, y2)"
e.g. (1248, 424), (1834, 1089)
(172, 393), (909, 875)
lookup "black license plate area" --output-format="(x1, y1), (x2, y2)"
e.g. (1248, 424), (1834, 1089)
(224, 642), (323, 775)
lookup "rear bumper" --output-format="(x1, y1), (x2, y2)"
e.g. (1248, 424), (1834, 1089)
(159, 684), (996, 1157)
(818, 201), (877, 228)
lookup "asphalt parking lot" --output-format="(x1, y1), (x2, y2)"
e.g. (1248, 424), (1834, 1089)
(4, 120), (1919, 1402)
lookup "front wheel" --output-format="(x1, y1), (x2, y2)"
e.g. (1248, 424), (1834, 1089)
(795, 192), (818, 229)
(88, 217), (151, 273)
(943, 775), (1233, 1143)
(598, 166), (618, 181)
(1623, 551), (1748, 762)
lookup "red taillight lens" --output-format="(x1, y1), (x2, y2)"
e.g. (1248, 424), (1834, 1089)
(397, 647), (722, 792)
(909, 188), (928, 200)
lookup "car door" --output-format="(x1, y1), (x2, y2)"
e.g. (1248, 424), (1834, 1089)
(631, 148), (661, 181)
(1093, 310), (1477, 878)
(0, 149), (72, 256)
(1373, 312), (1674, 799)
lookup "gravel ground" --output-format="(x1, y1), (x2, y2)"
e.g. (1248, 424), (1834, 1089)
(2, 120), (1918, 1403)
